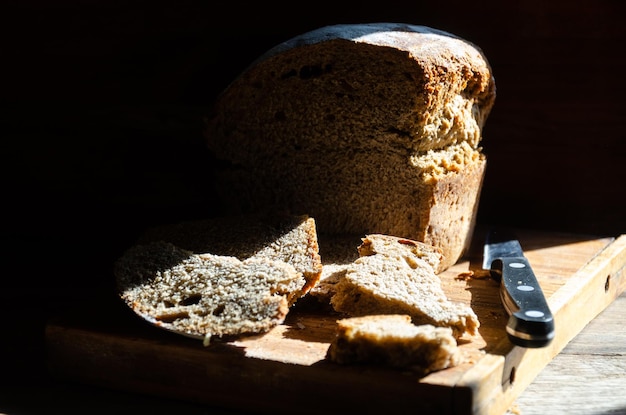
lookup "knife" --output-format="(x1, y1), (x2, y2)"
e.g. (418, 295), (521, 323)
(482, 229), (555, 348)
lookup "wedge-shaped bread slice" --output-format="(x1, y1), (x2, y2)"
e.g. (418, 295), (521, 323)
(327, 314), (461, 373)
(138, 212), (322, 300)
(330, 235), (479, 338)
(114, 241), (301, 339)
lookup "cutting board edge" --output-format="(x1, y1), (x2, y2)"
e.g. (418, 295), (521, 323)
(45, 322), (477, 415)
(459, 234), (626, 415)
(43, 232), (626, 415)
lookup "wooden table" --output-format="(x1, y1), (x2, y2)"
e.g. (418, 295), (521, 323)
(38, 228), (626, 415)
(510, 291), (626, 415)
(0, 229), (626, 415)
(2, 293), (624, 415)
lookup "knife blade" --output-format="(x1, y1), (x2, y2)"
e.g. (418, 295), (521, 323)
(482, 229), (555, 348)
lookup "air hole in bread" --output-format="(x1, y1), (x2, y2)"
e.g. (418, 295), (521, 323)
(298, 63), (331, 80)
(274, 110), (286, 121)
(280, 69), (297, 80)
(212, 304), (226, 316)
(156, 311), (189, 323)
(180, 294), (202, 306)
(385, 126), (411, 138)
(163, 300), (175, 308)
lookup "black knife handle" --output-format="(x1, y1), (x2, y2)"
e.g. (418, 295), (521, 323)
(493, 257), (555, 348)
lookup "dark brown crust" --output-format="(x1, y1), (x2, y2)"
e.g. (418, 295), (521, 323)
(425, 156), (487, 270)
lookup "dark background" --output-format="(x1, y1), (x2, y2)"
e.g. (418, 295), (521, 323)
(1, 0), (625, 411)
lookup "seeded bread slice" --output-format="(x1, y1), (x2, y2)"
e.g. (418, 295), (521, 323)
(330, 235), (479, 338)
(114, 241), (301, 340)
(326, 314), (461, 373)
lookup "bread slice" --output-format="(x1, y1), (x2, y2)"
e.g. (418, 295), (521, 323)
(138, 212), (322, 300)
(114, 213), (323, 340)
(311, 233), (444, 301)
(114, 241), (302, 340)
(357, 233), (444, 273)
(326, 314), (461, 373)
(205, 23), (495, 270)
(330, 235), (479, 338)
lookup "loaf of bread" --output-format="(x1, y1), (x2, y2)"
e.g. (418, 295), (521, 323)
(329, 234), (479, 338)
(114, 242), (301, 340)
(326, 314), (461, 373)
(205, 23), (496, 270)
(114, 213), (323, 340)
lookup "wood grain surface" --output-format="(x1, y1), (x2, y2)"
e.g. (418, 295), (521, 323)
(511, 293), (626, 415)
(44, 228), (626, 415)
(2, 3), (625, 415)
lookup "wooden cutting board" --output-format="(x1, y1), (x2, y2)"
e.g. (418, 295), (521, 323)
(45, 227), (626, 415)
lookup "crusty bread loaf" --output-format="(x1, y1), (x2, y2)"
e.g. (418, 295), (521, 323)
(329, 234), (479, 338)
(326, 314), (461, 373)
(138, 212), (322, 298)
(205, 23), (495, 270)
(114, 213), (322, 340)
(114, 241), (301, 340)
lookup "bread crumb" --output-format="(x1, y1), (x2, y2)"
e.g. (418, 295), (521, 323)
(455, 271), (475, 281)
(203, 333), (212, 347)
(506, 402), (522, 415)
(456, 269), (492, 280)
